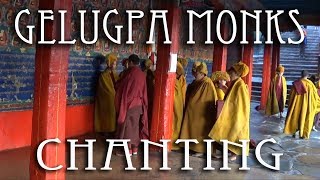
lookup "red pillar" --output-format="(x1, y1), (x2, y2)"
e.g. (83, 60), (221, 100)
(242, 39), (254, 99)
(260, 44), (273, 110)
(30, 0), (72, 180)
(212, 20), (228, 72)
(150, 2), (180, 150)
(271, 41), (280, 78)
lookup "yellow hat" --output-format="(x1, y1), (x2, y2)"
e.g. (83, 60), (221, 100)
(144, 59), (153, 69)
(231, 61), (249, 77)
(178, 58), (188, 68)
(276, 65), (285, 73)
(176, 62), (185, 76)
(192, 61), (208, 76)
(211, 71), (230, 82)
(106, 53), (118, 67)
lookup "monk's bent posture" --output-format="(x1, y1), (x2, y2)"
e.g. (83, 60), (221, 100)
(172, 62), (186, 150)
(266, 65), (287, 117)
(179, 62), (218, 156)
(94, 53), (119, 134)
(284, 70), (320, 139)
(115, 54), (149, 155)
(209, 62), (250, 161)
(211, 71), (230, 100)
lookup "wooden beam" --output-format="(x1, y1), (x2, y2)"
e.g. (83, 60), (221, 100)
(242, 39), (254, 99)
(29, 0), (72, 180)
(271, 41), (280, 78)
(150, 1), (181, 151)
(260, 44), (272, 110)
(212, 18), (228, 72)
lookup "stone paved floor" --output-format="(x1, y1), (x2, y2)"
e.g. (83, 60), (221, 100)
(0, 103), (319, 179)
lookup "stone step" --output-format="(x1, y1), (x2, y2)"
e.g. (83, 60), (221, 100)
(253, 65), (318, 70)
(250, 26), (320, 102)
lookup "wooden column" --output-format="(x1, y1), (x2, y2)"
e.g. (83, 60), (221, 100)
(271, 41), (280, 78)
(242, 39), (254, 99)
(212, 19), (228, 72)
(260, 44), (273, 110)
(29, 0), (72, 179)
(150, 1), (180, 151)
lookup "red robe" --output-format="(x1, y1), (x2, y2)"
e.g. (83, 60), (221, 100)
(115, 66), (149, 140)
(293, 80), (307, 95)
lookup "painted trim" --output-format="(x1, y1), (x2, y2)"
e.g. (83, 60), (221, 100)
(0, 104), (94, 152)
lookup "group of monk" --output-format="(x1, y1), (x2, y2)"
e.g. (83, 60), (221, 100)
(95, 53), (251, 160)
(265, 66), (320, 139)
(94, 52), (320, 160)
(174, 61), (251, 161)
(95, 53), (149, 156)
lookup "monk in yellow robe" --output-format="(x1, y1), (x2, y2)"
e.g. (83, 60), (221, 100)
(172, 62), (185, 150)
(208, 62), (250, 161)
(144, 59), (155, 127)
(180, 62), (218, 155)
(95, 53), (119, 134)
(178, 58), (188, 102)
(284, 70), (320, 139)
(211, 71), (230, 100)
(312, 76), (320, 131)
(266, 65), (287, 117)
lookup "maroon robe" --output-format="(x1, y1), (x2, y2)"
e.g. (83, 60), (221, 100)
(293, 80), (307, 95)
(115, 66), (149, 143)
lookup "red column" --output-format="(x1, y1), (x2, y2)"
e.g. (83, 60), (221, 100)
(29, 0), (72, 180)
(212, 20), (228, 72)
(150, 2), (180, 151)
(260, 44), (273, 110)
(271, 42), (280, 78)
(242, 39), (254, 99)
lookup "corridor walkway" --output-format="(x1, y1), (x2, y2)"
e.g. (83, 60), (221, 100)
(0, 103), (319, 179)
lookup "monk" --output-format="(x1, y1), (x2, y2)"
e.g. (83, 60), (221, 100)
(94, 53), (119, 135)
(179, 61), (218, 156)
(119, 58), (129, 79)
(211, 71), (230, 100)
(177, 58), (188, 102)
(313, 76), (320, 132)
(310, 75), (320, 132)
(208, 61), (250, 161)
(284, 70), (320, 139)
(266, 65), (287, 118)
(115, 54), (149, 155)
(172, 62), (185, 150)
(144, 59), (155, 127)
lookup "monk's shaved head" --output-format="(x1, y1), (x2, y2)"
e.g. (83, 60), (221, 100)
(129, 54), (140, 65)
(301, 70), (309, 78)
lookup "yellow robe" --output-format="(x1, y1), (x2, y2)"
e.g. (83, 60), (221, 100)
(208, 78), (250, 155)
(266, 75), (287, 116)
(94, 70), (119, 133)
(180, 76), (218, 153)
(284, 79), (320, 139)
(178, 75), (187, 103)
(215, 84), (226, 100)
(172, 78), (184, 150)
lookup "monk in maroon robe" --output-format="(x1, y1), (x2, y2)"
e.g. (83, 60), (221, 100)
(115, 54), (149, 155)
